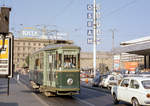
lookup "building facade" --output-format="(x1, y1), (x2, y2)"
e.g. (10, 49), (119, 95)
(14, 37), (73, 70)
(80, 52), (113, 74)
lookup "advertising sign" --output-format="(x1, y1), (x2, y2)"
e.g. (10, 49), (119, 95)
(87, 4), (93, 11)
(124, 62), (138, 71)
(21, 27), (39, 37)
(0, 39), (9, 75)
(87, 13), (93, 19)
(114, 55), (120, 71)
(87, 30), (93, 36)
(87, 21), (93, 27)
(0, 33), (13, 78)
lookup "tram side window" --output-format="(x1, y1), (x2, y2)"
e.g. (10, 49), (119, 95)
(35, 59), (40, 70)
(53, 54), (57, 69)
(64, 55), (76, 69)
(58, 54), (62, 68)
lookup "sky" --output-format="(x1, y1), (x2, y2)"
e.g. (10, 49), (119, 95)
(1, 0), (150, 52)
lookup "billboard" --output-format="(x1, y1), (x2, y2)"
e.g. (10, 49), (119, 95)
(0, 39), (9, 75)
(124, 62), (138, 71)
(0, 33), (13, 78)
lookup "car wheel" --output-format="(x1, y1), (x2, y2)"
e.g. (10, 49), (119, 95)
(132, 98), (140, 106)
(113, 94), (119, 104)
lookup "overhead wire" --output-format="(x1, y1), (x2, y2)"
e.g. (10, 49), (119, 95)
(105, 0), (138, 17)
(52, 0), (75, 20)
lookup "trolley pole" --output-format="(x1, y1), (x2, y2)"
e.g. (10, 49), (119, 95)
(93, 0), (97, 78)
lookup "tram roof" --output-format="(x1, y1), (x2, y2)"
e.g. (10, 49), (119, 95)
(32, 44), (80, 54)
(113, 41), (150, 55)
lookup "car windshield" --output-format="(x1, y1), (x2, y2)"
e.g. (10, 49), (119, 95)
(142, 80), (150, 89)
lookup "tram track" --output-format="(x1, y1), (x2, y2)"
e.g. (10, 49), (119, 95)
(17, 74), (97, 106)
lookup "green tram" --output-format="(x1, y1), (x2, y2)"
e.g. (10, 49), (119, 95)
(29, 44), (80, 96)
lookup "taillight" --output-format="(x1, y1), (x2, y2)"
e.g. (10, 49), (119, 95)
(146, 94), (150, 98)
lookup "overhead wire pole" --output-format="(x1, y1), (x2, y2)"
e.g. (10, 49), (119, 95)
(93, 0), (97, 78)
(110, 29), (116, 51)
(110, 29), (116, 70)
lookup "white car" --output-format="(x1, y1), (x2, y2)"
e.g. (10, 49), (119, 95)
(111, 76), (150, 106)
(99, 75), (121, 89)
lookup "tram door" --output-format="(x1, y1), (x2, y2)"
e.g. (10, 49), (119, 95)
(47, 51), (56, 87)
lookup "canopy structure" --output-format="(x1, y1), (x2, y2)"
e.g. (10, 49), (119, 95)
(113, 36), (150, 70)
(114, 36), (150, 55)
(113, 41), (150, 55)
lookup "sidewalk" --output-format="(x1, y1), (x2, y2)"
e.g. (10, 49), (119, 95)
(0, 78), (49, 106)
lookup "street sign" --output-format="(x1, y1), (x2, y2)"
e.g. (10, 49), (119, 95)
(87, 13), (93, 19)
(0, 33), (13, 78)
(87, 21), (93, 27)
(87, 4), (93, 11)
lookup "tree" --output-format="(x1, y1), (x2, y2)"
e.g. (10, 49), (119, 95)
(25, 55), (29, 67)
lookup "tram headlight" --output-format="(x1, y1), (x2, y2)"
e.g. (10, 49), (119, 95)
(67, 78), (73, 85)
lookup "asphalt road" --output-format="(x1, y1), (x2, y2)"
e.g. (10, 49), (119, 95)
(18, 74), (131, 106)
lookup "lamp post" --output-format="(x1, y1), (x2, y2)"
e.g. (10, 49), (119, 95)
(93, 0), (97, 77)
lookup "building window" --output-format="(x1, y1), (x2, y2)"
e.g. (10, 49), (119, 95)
(28, 42), (30, 46)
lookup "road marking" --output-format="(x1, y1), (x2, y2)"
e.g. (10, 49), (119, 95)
(74, 97), (95, 106)
(14, 78), (51, 106)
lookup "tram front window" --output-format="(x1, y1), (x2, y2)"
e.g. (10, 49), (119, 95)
(64, 55), (77, 69)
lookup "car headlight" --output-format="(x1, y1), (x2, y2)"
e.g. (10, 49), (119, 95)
(67, 78), (73, 85)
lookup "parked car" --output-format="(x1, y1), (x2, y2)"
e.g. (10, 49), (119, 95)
(91, 73), (101, 87)
(111, 75), (150, 106)
(80, 71), (90, 78)
(99, 75), (119, 89)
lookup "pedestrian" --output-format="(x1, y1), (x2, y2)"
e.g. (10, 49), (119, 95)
(17, 72), (20, 83)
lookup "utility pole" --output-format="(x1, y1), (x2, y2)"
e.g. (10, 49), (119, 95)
(110, 29), (116, 70)
(110, 29), (116, 51)
(93, 0), (97, 77)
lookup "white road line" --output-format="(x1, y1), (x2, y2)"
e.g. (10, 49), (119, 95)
(74, 97), (95, 106)
(14, 78), (51, 106)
